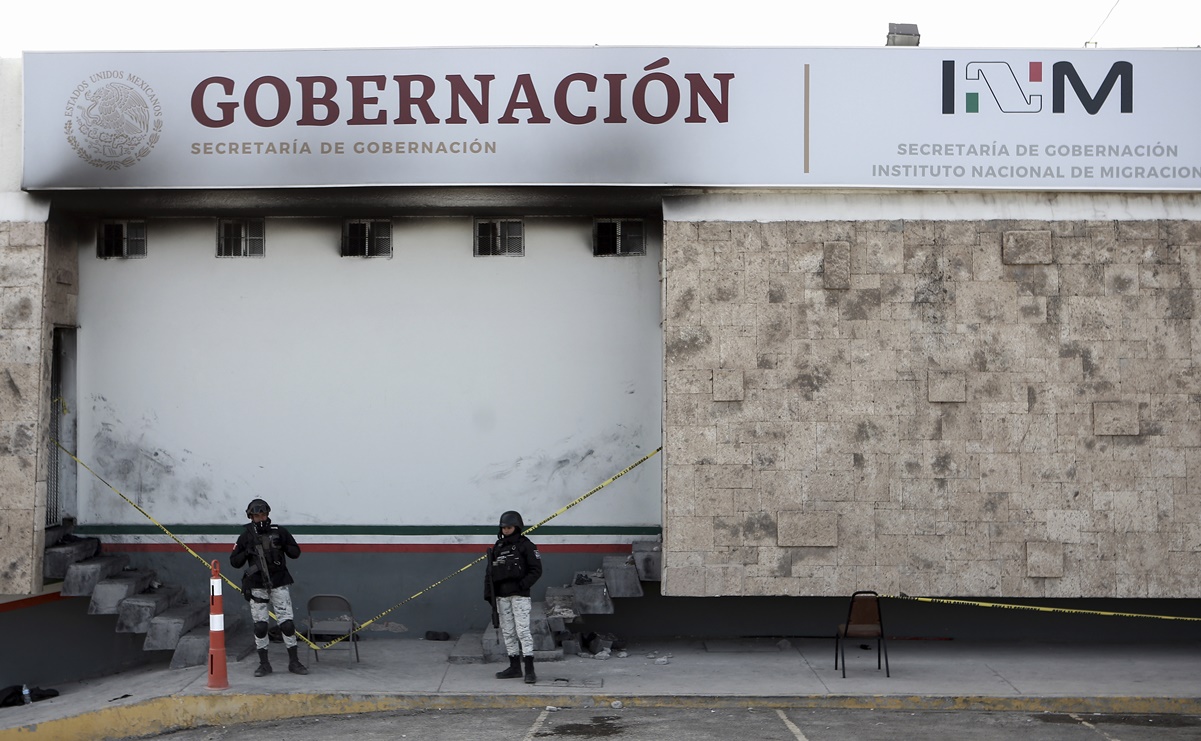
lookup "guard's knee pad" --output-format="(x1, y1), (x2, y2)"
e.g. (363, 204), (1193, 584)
(279, 619), (295, 637)
(254, 621), (270, 639)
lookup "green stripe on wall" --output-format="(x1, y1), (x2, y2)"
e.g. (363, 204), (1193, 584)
(75, 524), (663, 536)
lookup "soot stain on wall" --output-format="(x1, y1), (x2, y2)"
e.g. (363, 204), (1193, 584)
(88, 402), (216, 518)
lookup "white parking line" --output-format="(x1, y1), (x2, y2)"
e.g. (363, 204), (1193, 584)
(776, 708), (810, 741)
(521, 707), (552, 741)
(1069, 713), (1122, 741)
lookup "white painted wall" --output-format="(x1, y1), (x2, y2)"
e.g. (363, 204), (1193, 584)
(76, 216), (663, 527)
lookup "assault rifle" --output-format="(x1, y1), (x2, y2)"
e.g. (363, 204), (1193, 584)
(253, 530), (275, 591)
(485, 547), (499, 628)
(241, 524), (274, 601)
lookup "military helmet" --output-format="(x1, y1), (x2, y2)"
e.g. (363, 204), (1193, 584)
(246, 498), (271, 518)
(499, 510), (524, 528)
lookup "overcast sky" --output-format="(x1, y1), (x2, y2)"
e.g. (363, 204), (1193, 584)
(2, 0), (1198, 57)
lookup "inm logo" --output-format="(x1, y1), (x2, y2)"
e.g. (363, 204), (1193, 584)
(941, 60), (1132, 115)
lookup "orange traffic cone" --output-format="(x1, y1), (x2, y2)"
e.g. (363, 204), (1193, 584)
(207, 559), (230, 690)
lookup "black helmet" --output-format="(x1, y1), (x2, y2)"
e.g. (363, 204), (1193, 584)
(498, 510), (524, 531)
(246, 498), (271, 518)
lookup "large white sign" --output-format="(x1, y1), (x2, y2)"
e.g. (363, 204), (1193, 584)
(21, 47), (1201, 190)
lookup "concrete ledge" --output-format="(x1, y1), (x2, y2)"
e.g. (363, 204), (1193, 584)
(571, 572), (614, 615)
(116, 584), (184, 633)
(88, 569), (156, 615)
(631, 541), (662, 582)
(169, 626), (254, 669)
(144, 603), (207, 651)
(169, 626), (212, 669)
(61, 554), (130, 597)
(10, 692), (1201, 741)
(43, 538), (100, 580)
(601, 556), (644, 598)
(448, 632), (485, 664)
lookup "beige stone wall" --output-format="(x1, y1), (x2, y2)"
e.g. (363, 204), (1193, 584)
(0, 218), (75, 595)
(661, 218), (1201, 599)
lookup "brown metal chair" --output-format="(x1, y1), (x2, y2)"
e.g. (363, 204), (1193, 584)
(834, 590), (889, 678)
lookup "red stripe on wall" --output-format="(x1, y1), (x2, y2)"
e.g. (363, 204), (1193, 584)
(0, 591), (71, 613)
(103, 543), (634, 554)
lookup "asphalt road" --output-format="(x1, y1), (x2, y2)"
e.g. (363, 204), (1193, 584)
(144, 707), (1201, 740)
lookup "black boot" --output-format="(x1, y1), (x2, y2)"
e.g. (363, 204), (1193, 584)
(523, 655), (537, 684)
(495, 655), (522, 679)
(254, 648), (272, 677)
(287, 645), (309, 675)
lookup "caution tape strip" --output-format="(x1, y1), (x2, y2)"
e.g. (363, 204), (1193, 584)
(54, 438), (321, 647)
(321, 446), (663, 649)
(54, 437), (661, 650)
(54, 440), (1199, 635)
(889, 594), (1201, 622)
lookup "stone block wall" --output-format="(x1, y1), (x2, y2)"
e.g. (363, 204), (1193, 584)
(0, 218), (75, 595)
(661, 218), (1201, 599)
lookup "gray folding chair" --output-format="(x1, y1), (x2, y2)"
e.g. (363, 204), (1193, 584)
(306, 594), (360, 662)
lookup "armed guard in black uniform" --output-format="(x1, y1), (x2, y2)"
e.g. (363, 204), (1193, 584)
(485, 510), (543, 684)
(230, 498), (308, 677)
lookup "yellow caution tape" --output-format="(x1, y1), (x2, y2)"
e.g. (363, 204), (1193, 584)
(889, 593), (1201, 622)
(54, 437), (661, 650)
(54, 438), (323, 646)
(52, 439), (239, 586)
(322, 445), (663, 649)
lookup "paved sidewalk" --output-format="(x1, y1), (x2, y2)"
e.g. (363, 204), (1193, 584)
(2, 637), (1200, 739)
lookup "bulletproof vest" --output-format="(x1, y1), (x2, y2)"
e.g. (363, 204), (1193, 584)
(257, 530), (284, 567)
(491, 540), (526, 582)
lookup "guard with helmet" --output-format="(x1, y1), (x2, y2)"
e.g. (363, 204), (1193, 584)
(230, 498), (308, 677)
(484, 510), (543, 684)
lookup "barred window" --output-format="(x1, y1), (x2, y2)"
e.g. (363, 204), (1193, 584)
(217, 218), (265, 258)
(474, 219), (524, 256)
(342, 219), (393, 257)
(97, 220), (147, 259)
(594, 219), (645, 256)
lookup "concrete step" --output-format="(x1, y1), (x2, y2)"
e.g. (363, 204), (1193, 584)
(116, 583), (184, 633)
(44, 524), (67, 549)
(482, 623), (503, 659)
(43, 537), (101, 580)
(482, 623), (560, 659)
(61, 553), (130, 596)
(169, 623), (256, 669)
(602, 555), (644, 598)
(544, 586), (577, 620)
(144, 602), (207, 651)
(530, 605), (557, 652)
(448, 631), (485, 664)
(479, 627), (563, 662)
(88, 569), (157, 614)
(632, 540), (662, 582)
(571, 571), (615, 615)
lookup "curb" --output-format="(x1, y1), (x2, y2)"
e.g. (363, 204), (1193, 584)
(4, 692), (1201, 740)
